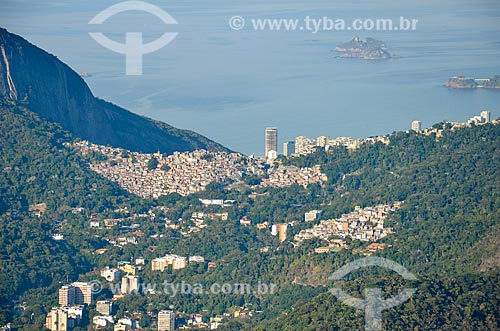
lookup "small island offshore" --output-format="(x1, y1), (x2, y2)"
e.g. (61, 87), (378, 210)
(445, 76), (500, 89)
(335, 37), (394, 60)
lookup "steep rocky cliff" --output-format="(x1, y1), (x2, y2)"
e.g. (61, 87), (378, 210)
(0, 27), (229, 154)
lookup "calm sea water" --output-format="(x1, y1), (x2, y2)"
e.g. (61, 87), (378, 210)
(1, 0), (500, 154)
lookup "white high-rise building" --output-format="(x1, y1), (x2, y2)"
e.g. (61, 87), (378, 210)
(158, 310), (176, 331)
(265, 128), (278, 158)
(481, 110), (491, 123)
(411, 120), (421, 132)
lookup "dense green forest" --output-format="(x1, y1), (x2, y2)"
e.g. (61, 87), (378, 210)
(242, 123), (500, 330)
(242, 273), (500, 331)
(1, 102), (499, 330)
(0, 103), (143, 327)
(282, 124), (500, 274)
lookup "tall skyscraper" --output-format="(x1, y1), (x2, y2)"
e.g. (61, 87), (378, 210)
(265, 128), (277, 158)
(481, 110), (491, 123)
(411, 120), (421, 132)
(158, 310), (176, 331)
(283, 141), (295, 157)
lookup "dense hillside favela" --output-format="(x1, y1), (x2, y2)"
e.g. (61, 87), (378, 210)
(1, 12), (500, 331)
(71, 142), (327, 198)
(2, 95), (499, 330)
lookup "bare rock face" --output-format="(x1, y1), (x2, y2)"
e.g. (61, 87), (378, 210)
(0, 27), (229, 154)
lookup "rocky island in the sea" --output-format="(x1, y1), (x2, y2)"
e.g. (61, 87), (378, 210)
(444, 76), (500, 89)
(335, 37), (393, 60)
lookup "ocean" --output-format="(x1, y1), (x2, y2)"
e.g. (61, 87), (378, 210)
(1, 0), (500, 154)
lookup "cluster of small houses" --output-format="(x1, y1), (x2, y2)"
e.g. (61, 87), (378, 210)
(294, 202), (403, 253)
(259, 165), (327, 188)
(71, 142), (263, 198)
(71, 141), (328, 199)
